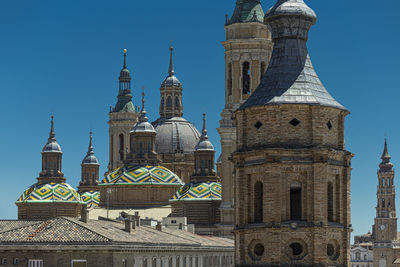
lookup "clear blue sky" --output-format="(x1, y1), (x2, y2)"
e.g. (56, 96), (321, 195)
(0, 0), (399, 240)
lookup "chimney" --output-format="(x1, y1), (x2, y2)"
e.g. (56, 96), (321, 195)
(156, 222), (162, 231)
(134, 212), (141, 227)
(80, 204), (89, 223)
(125, 220), (132, 233)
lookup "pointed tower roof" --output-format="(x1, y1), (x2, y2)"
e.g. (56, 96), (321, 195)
(161, 46), (181, 87)
(239, 0), (346, 111)
(228, 0), (264, 25)
(380, 138), (393, 172)
(82, 130), (99, 165)
(195, 113), (214, 151)
(42, 116), (62, 153)
(114, 49), (136, 113)
(131, 89), (156, 133)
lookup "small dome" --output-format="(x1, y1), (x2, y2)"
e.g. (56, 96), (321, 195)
(153, 117), (201, 154)
(266, 0), (316, 21)
(81, 191), (100, 208)
(161, 75), (181, 87)
(42, 140), (62, 153)
(82, 153), (99, 165)
(195, 139), (214, 151)
(170, 182), (222, 202)
(16, 183), (82, 203)
(131, 121), (156, 133)
(101, 165), (184, 186)
(119, 68), (131, 79)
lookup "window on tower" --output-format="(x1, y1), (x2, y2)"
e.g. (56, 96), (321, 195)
(175, 96), (180, 110)
(290, 183), (302, 221)
(242, 62), (250, 95)
(254, 181), (263, 223)
(119, 134), (124, 161)
(260, 62), (266, 82)
(328, 182), (334, 222)
(228, 63), (232, 96)
(383, 198), (385, 208)
(167, 96), (172, 109)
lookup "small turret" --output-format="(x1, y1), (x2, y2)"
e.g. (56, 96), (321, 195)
(113, 49), (136, 113)
(79, 131), (100, 192)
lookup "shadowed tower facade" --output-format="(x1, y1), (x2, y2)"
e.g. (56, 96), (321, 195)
(108, 49), (139, 172)
(373, 140), (398, 267)
(217, 0), (273, 237)
(233, 0), (352, 266)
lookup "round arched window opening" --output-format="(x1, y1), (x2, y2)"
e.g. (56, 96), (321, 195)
(254, 244), (265, 257)
(327, 244), (335, 257)
(290, 243), (303, 256)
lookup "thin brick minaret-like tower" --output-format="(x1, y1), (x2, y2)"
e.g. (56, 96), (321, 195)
(373, 139), (398, 267)
(108, 49), (138, 172)
(217, 0), (273, 237)
(233, 0), (353, 266)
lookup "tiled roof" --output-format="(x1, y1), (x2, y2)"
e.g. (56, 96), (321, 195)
(0, 217), (234, 249)
(16, 182), (83, 204)
(81, 191), (100, 208)
(170, 182), (222, 202)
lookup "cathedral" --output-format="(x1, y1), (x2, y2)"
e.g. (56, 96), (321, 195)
(13, 0), (355, 266)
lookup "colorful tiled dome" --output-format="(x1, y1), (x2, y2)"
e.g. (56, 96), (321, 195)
(101, 165), (184, 186)
(80, 191), (100, 208)
(16, 183), (83, 203)
(170, 182), (222, 201)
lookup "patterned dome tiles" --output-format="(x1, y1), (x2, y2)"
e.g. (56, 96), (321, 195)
(81, 191), (100, 208)
(170, 182), (222, 201)
(16, 183), (83, 203)
(101, 165), (183, 186)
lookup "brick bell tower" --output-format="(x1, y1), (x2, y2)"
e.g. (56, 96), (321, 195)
(233, 0), (353, 266)
(218, 0), (272, 238)
(373, 139), (398, 266)
(108, 49), (139, 172)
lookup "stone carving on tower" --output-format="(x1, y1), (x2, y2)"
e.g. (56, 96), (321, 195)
(108, 49), (139, 172)
(170, 114), (222, 236)
(16, 116), (83, 220)
(152, 47), (201, 183)
(233, 0), (353, 266)
(373, 140), (398, 267)
(217, 0), (273, 237)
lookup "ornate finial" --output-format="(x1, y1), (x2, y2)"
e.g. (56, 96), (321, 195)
(139, 87), (149, 122)
(382, 138), (391, 160)
(168, 46), (175, 76)
(88, 129), (93, 153)
(123, 49), (127, 69)
(380, 138), (393, 171)
(201, 113), (208, 138)
(49, 115), (56, 140)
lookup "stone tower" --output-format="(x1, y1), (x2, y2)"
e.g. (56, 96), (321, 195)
(233, 0), (353, 266)
(170, 114), (222, 235)
(108, 49), (139, 172)
(217, 0), (272, 237)
(78, 131), (100, 193)
(152, 47), (201, 183)
(373, 140), (398, 267)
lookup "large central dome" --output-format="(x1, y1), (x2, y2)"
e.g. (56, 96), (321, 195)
(152, 117), (200, 154)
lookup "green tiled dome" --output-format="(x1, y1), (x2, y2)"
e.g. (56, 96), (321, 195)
(16, 183), (83, 203)
(170, 182), (222, 202)
(100, 165), (183, 186)
(81, 191), (100, 208)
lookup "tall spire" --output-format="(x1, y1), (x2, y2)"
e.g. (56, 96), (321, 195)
(49, 115), (56, 141)
(168, 46), (175, 76)
(123, 49), (127, 69)
(195, 113), (214, 151)
(201, 113), (208, 138)
(114, 49), (135, 113)
(82, 129), (99, 165)
(88, 129), (93, 154)
(380, 138), (393, 172)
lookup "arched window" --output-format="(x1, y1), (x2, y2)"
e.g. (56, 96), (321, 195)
(161, 97), (165, 111)
(110, 135), (114, 163)
(201, 160), (205, 173)
(290, 183), (302, 220)
(228, 63), (232, 96)
(356, 252), (361, 260)
(169, 258), (173, 267)
(383, 198), (386, 208)
(175, 96), (180, 110)
(139, 142), (143, 155)
(147, 142), (151, 153)
(167, 96), (172, 109)
(254, 181), (263, 223)
(242, 62), (250, 95)
(328, 182), (334, 222)
(119, 134), (124, 160)
(152, 258), (157, 267)
(260, 62), (266, 82)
